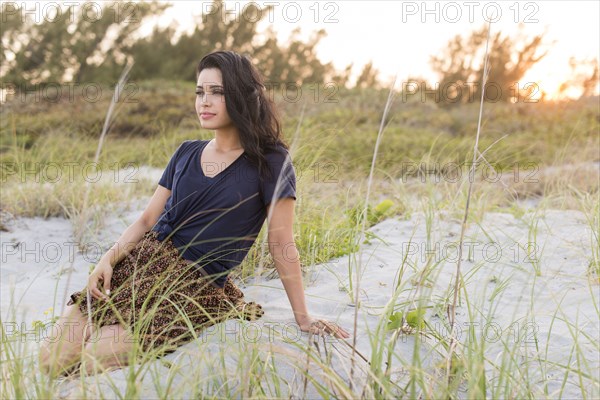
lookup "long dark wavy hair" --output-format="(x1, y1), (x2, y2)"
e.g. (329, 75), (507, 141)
(196, 50), (288, 181)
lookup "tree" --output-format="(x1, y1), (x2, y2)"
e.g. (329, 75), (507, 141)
(0, 0), (339, 90)
(355, 61), (380, 89)
(151, 0), (266, 81)
(0, 1), (169, 88)
(330, 63), (353, 89)
(252, 26), (334, 88)
(430, 24), (549, 105)
(558, 57), (599, 99)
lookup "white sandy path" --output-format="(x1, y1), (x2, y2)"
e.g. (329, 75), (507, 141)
(0, 202), (598, 398)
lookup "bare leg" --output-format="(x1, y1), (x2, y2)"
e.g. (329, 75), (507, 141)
(38, 304), (90, 378)
(81, 323), (135, 376)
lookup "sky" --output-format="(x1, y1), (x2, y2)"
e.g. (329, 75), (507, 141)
(147, 0), (599, 99)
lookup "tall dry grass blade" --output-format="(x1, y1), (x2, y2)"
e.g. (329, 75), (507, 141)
(349, 74), (398, 389)
(446, 19), (493, 387)
(75, 61), (134, 246)
(59, 61), (134, 318)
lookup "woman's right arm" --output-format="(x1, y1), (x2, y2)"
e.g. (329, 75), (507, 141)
(88, 185), (171, 301)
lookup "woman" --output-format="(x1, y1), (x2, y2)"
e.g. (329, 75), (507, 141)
(39, 50), (349, 378)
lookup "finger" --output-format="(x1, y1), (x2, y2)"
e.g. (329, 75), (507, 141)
(311, 320), (345, 338)
(87, 276), (99, 299)
(335, 324), (350, 335)
(322, 321), (350, 338)
(310, 323), (323, 334)
(103, 270), (112, 296)
(330, 325), (346, 338)
(90, 286), (105, 301)
(320, 320), (339, 334)
(311, 323), (326, 337)
(336, 328), (350, 338)
(314, 323), (330, 337)
(88, 277), (108, 301)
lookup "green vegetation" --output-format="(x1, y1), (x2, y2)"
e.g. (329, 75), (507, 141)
(1, 82), (598, 398)
(0, 17), (598, 394)
(1, 81), (598, 270)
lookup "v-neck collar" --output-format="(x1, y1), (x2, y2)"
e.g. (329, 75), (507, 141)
(198, 140), (246, 180)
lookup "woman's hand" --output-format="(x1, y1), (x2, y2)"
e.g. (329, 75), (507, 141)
(87, 261), (113, 301)
(298, 316), (350, 339)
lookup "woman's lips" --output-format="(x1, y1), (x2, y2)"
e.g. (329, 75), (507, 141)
(201, 113), (216, 119)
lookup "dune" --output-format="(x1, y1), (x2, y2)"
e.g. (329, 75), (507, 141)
(1, 197), (598, 398)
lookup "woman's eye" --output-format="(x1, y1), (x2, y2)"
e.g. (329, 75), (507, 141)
(196, 90), (224, 96)
(195, 90), (222, 95)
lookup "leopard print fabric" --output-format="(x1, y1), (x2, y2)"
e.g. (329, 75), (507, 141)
(67, 230), (264, 354)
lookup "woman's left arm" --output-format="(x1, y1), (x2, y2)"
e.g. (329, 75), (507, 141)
(266, 198), (350, 339)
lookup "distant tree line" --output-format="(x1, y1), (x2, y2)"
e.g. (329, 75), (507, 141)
(1, 2), (596, 102)
(0, 1), (378, 91)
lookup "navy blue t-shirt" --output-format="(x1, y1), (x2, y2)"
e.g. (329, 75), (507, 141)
(151, 139), (296, 288)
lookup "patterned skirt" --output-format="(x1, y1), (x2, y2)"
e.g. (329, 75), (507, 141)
(67, 230), (264, 355)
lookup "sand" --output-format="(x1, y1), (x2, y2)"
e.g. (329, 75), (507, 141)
(1, 197), (598, 398)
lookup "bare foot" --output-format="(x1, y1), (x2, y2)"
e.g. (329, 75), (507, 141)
(236, 301), (264, 321)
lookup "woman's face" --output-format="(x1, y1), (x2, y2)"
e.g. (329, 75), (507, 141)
(195, 68), (234, 131)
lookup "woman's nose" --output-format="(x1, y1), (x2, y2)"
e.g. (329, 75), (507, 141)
(201, 93), (210, 105)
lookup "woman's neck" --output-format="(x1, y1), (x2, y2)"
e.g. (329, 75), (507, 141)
(211, 129), (243, 152)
